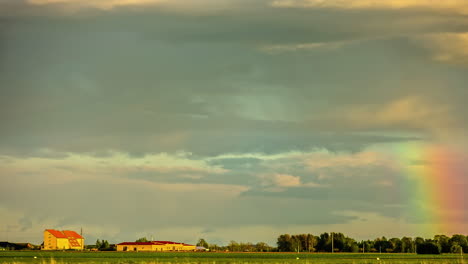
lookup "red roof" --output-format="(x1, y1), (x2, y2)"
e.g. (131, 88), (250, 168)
(69, 238), (81, 247)
(46, 229), (67, 238)
(117, 241), (192, 246)
(46, 229), (83, 239)
(63, 230), (83, 239)
(154, 241), (182, 244)
(117, 242), (165, 246)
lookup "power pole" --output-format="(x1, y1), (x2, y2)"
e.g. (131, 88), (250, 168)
(331, 232), (334, 253)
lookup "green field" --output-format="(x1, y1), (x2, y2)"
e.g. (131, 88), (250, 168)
(0, 251), (465, 264)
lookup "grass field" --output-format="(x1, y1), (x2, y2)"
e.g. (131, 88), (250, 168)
(0, 251), (465, 264)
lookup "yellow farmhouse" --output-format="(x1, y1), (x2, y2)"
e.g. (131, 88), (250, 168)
(116, 241), (196, 252)
(43, 229), (84, 250)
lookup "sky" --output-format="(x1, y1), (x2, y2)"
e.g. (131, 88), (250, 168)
(0, 0), (467, 246)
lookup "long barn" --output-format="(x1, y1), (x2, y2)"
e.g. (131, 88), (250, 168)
(116, 241), (195, 251)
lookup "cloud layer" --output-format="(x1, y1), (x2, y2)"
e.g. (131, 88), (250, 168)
(271, 0), (468, 14)
(1, 0), (467, 245)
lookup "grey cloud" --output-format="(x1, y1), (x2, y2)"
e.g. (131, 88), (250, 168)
(1, 0), (468, 244)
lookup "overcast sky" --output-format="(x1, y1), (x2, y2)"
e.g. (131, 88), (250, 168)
(0, 0), (467, 246)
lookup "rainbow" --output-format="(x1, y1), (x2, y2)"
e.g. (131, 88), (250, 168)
(393, 142), (466, 236)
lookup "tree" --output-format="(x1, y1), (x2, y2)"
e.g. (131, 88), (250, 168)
(135, 237), (149, 242)
(414, 237), (425, 252)
(450, 244), (463, 254)
(344, 237), (359, 252)
(330, 233), (346, 252)
(401, 237), (414, 253)
(277, 234), (293, 252)
(417, 241), (441, 254)
(434, 235), (450, 253)
(100, 240), (110, 250)
(228, 240), (239, 252)
(306, 234), (318, 252)
(255, 242), (271, 252)
(450, 235), (468, 253)
(361, 240), (375, 252)
(96, 239), (101, 249)
(374, 237), (392, 253)
(316, 233), (332, 252)
(389, 238), (402, 253)
(197, 238), (209, 248)
(291, 235), (302, 252)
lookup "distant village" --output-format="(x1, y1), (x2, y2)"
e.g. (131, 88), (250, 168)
(0, 229), (199, 252)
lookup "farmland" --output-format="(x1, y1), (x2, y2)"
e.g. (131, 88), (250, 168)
(0, 251), (464, 264)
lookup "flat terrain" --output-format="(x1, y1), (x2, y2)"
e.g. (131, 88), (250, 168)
(0, 251), (465, 264)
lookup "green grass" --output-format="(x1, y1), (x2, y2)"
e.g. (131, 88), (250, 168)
(0, 251), (464, 264)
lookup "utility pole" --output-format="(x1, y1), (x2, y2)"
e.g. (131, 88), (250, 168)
(331, 232), (334, 253)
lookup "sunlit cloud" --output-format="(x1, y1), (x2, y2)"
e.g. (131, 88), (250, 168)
(413, 33), (468, 65)
(26, 0), (244, 11)
(271, 0), (468, 14)
(304, 151), (395, 172)
(322, 96), (454, 136)
(259, 41), (349, 54)
(0, 151), (227, 183)
(27, 0), (168, 10)
(258, 173), (324, 193)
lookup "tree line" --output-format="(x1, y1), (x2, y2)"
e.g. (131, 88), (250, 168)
(197, 233), (467, 254)
(276, 233), (468, 254)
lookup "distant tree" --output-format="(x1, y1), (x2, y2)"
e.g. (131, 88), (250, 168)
(450, 244), (463, 254)
(316, 233), (332, 252)
(228, 241), (239, 252)
(331, 233), (346, 252)
(434, 235), (451, 253)
(417, 241), (441, 254)
(240, 242), (255, 252)
(96, 239), (101, 249)
(277, 234), (293, 252)
(374, 237), (392, 253)
(295, 234), (308, 252)
(450, 235), (468, 253)
(401, 237), (414, 253)
(135, 237), (149, 242)
(306, 234), (318, 252)
(389, 238), (402, 253)
(101, 240), (110, 250)
(414, 237), (425, 253)
(255, 242), (271, 252)
(291, 235), (302, 252)
(197, 238), (209, 248)
(344, 237), (359, 253)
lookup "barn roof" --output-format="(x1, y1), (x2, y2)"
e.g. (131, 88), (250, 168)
(117, 241), (194, 246)
(63, 230), (83, 239)
(45, 229), (67, 238)
(117, 241), (165, 246)
(45, 229), (83, 239)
